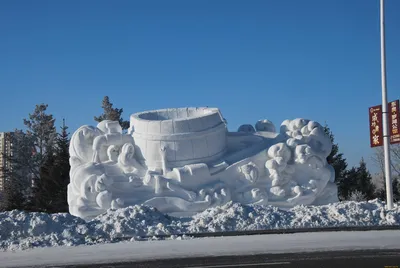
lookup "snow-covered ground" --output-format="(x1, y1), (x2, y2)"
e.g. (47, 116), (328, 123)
(2, 230), (400, 267)
(1, 200), (400, 251)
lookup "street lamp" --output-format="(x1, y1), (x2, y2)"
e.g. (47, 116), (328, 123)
(380, 0), (393, 209)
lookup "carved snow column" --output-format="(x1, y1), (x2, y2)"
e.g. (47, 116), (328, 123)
(130, 107), (228, 170)
(159, 146), (169, 175)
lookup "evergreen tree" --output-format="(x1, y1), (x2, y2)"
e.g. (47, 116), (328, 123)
(357, 158), (375, 199)
(323, 124), (348, 200)
(94, 96), (129, 130)
(393, 177), (400, 202)
(344, 158), (375, 200)
(0, 104), (61, 212)
(23, 104), (57, 211)
(31, 120), (70, 213)
(52, 120), (70, 212)
(32, 146), (57, 212)
(377, 176), (400, 202)
(23, 104), (57, 182)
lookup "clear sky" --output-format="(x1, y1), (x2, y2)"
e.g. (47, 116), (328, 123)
(0, 0), (399, 173)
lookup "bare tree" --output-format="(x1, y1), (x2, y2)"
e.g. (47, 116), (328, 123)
(348, 190), (367, 202)
(371, 144), (400, 199)
(371, 144), (400, 177)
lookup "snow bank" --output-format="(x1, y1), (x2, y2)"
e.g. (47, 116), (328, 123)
(188, 200), (400, 232)
(1, 200), (399, 251)
(89, 206), (186, 240)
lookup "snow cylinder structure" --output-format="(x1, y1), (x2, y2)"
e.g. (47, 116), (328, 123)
(130, 107), (227, 170)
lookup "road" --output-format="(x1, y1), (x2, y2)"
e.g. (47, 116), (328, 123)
(2, 231), (400, 268)
(62, 250), (400, 268)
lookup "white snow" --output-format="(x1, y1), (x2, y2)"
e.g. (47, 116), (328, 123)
(187, 200), (399, 232)
(2, 230), (400, 267)
(0, 200), (399, 252)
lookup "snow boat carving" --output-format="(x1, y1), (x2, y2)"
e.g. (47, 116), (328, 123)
(68, 107), (338, 220)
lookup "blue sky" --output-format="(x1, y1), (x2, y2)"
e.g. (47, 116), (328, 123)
(0, 0), (399, 173)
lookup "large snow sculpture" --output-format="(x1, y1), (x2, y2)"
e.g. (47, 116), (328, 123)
(68, 107), (338, 220)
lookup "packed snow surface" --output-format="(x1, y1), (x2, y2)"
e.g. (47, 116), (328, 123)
(3, 231), (400, 267)
(1, 200), (399, 251)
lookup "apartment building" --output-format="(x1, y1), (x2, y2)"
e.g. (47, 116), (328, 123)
(0, 132), (16, 191)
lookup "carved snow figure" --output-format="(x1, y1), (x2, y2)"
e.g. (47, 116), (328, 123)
(159, 146), (170, 175)
(92, 120), (134, 163)
(68, 107), (339, 220)
(111, 198), (125, 209)
(265, 143), (292, 189)
(255, 119), (276, 132)
(238, 124), (256, 133)
(118, 143), (145, 177)
(238, 162), (259, 184)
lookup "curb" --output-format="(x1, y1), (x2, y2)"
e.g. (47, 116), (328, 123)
(115, 225), (400, 241)
(184, 225), (400, 238)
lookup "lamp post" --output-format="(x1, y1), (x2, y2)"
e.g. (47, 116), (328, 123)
(380, 0), (393, 209)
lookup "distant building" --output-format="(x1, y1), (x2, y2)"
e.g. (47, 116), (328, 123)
(0, 132), (16, 192)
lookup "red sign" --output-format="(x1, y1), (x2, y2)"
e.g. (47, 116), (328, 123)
(389, 100), (400, 144)
(369, 105), (384, 147)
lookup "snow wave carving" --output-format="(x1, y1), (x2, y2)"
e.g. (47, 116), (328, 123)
(265, 119), (337, 207)
(68, 107), (339, 220)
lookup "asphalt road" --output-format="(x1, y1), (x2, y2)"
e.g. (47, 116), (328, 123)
(55, 249), (400, 268)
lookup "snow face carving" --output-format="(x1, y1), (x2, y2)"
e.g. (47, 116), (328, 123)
(68, 107), (338, 220)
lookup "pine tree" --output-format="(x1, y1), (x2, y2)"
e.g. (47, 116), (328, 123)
(0, 176), (27, 211)
(0, 104), (61, 212)
(94, 96), (129, 130)
(32, 147), (57, 212)
(392, 177), (400, 202)
(52, 120), (70, 212)
(24, 104), (56, 153)
(357, 158), (375, 199)
(23, 104), (57, 211)
(344, 158), (376, 200)
(323, 124), (348, 200)
(341, 166), (356, 200)
(23, 104), (57, 181)
(377, 176), (400, 202)
(31, 120), (71, 213)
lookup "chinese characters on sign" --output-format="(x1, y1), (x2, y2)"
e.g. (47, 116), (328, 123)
(369, 105), (384, 147)
(389, 100), (400, 144)
(369, 99), (400, 148)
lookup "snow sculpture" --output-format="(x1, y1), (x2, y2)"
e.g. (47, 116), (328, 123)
(68, 107), (338, 220)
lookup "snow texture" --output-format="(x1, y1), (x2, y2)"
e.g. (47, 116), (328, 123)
(0, 200), (399, 251)
(68, 107), (338, 220)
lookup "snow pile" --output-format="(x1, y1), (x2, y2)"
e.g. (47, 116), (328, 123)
(0, 210), (88, 250)
(89, 206), (186, 240)
(188, 203), (289, 232)
(0, 206), (183, 251)
(1, 200), (399, 251)
(188, 200), (400, 232)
